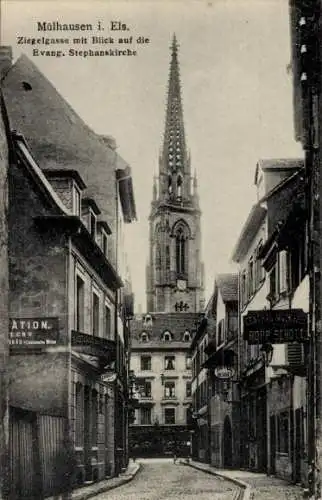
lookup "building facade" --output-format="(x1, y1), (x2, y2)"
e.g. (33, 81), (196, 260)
(230, 158), (308, 482)
(205, 274), (239, 469)
(129, 35), (204, 457)
(1, 48), (137, 498)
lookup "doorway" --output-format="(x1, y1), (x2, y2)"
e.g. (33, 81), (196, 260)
(223, 416), (233, 467)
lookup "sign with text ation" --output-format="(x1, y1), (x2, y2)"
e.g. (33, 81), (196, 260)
(9, 317), (59, 348)
(243, 309), (308, 344)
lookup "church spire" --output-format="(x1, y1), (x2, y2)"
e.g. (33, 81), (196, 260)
(161, 34), (188, 175)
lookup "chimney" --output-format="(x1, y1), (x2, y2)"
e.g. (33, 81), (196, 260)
(0, 46), (12, 80)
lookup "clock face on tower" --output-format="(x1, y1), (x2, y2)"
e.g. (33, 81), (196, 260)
(177, 279), (187, 291)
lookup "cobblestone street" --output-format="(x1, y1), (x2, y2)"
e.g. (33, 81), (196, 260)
(94, 459), (238, 500)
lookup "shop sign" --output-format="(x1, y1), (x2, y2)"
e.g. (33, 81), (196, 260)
(214, 366), (235, 379)
(243, 309), (308, 344)
(9, 317), (59, 348)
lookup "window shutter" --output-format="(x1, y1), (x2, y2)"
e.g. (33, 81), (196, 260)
(287, 343), (304, 367)
(279, 250), (288, 294)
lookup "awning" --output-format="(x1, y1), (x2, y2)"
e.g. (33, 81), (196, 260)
(116, 167), (137, 223)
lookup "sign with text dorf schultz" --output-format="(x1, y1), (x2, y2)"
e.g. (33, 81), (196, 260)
(243, 309), (308, 344)
(9, 317), (59, 349)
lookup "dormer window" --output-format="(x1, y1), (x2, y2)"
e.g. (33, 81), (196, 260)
(89, 211), (97, 240)
(102, 230), (108, 257)
(73, 184), (81, 216)
(97, 221), (112, 258)
(143, 314), (153, 327)
(183, 330), (191, 342)
(141, 332), (149, 343)
(162, 331), (172, 342)
(82, 198), (101, 241)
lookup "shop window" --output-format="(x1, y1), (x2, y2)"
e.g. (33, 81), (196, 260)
(277, 411), (289, 454)
(75, 382), (84, 447)
(164, 407), (175, 424)
(141, 355), (151, 371)
(164, 356), (175, 370)
(91, 390), (98, 447)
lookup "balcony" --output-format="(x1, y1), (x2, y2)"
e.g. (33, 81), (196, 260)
(71, 330), (116, 371)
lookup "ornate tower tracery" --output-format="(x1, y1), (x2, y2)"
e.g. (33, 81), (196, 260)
(146, 35), (204, 313)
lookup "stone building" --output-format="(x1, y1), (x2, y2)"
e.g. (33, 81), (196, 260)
(205, 274), (239, 468)
(129, 35), (204, 456)
(230, 158), (307, 482)
(1, 47), (136, 497)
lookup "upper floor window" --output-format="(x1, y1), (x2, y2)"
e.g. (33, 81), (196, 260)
(105, 305), (111, 339)
(164, 381), (176, 398)
(141, 355), (151, 371)
(76, 275), (85, 332)
(141, 407), (151, 425)
(248, 257), (254, 297)
(217, 318), (225, 346)
(139, 379), (152, 398)
(92, 292), (100, 336)
(186, 355), (192, 370)
(164, 407), (175, 424)
(186, 381), (192, 398)
(165, 356), (175, 370)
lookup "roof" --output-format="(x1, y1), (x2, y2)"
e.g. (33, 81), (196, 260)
(2, 54), (135, 266)
(254, 158), (304, 185)
(215, 273), (238, 302)
(42, 168), (87, 190)
(232, 165), (304, 263)
(130, 312), (202, 348)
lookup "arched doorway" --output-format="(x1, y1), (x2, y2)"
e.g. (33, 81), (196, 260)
(223, 416), (233, 467)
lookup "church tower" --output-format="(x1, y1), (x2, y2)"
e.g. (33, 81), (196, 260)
(146, 35), (204, 313)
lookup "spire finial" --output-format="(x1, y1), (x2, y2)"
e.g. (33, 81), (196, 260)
(171, 33), (178, 54)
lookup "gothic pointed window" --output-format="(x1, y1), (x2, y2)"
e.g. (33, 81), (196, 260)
(166, 245), (170, 270)
(155, 244), (161, 270)
(177, 175), (183, 198)
(168, 174), (172, 194)
(176, 228), (186, 275)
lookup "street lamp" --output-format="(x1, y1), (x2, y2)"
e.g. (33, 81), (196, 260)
(260, 343), (274, 367)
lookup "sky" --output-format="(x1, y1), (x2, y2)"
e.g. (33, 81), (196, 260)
(2, 0), (303, 311)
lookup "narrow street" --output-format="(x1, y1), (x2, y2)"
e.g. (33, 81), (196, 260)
(95, 459), (238, 500)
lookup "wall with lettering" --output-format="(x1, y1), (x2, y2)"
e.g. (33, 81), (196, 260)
(8, 157), (69, 414)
